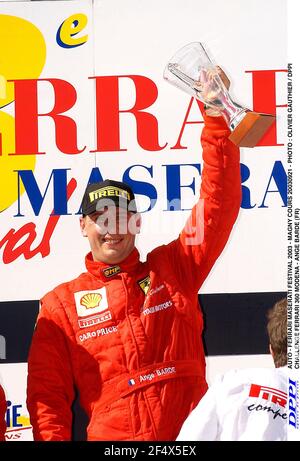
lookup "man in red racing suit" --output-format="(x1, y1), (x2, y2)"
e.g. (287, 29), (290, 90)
(0, 385), (7, 441)
(27, 108), (241, 441)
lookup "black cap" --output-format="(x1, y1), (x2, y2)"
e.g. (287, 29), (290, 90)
(81, 179), (137, 216)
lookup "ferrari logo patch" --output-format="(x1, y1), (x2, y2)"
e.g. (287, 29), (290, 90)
(138, 275), (151, 295)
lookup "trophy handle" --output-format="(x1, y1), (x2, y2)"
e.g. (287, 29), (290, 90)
(164, 42), (276, 147)
(167, 63), (197, 88)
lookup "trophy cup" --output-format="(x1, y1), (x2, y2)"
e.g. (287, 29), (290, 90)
(163, 42), (275, 147)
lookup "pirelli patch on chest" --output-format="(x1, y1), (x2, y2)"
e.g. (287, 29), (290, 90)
(138, 275), (151, 295)
(103, 265), (121, 278)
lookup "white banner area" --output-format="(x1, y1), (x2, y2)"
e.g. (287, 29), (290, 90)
(0, 0), (293, 442)
(0, 0), (287, 301)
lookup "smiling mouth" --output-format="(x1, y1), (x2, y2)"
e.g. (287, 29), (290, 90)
(102, 237), (123, 246)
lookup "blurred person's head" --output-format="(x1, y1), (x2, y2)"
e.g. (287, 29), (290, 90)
(267, 298), (287, 368)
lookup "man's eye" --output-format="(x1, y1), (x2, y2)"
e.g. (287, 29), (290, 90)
(96, 215), (108, 225)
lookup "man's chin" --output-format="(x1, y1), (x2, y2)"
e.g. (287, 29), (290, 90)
(92, 241), (135, 264)
(94, 248), (125, 265)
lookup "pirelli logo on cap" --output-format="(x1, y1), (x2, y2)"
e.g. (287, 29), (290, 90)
(103, 265), (121, 278)
(138, 275), (151, 295)
(89, 186), (130, 203)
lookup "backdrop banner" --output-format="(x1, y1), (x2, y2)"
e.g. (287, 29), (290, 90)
(0, 0), (292, 441)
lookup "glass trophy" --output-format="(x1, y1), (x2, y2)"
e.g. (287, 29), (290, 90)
(163, 42), (275, 147)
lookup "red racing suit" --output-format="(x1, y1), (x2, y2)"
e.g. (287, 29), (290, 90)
(27, 115), (241, 441)
(0, 385), (7, 441)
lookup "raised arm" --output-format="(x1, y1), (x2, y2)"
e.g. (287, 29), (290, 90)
(152, 112), (241, 295)
(27, 292), (75, 441)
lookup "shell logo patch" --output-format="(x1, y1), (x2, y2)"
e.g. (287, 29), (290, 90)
(74, 288), (108, 317)
(80, 292), (102, 309)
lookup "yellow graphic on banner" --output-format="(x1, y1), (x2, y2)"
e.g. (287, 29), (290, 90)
(0, 112), (36, 212)
(0, 74), (6, 99)
(14, 415), (31, 428)
(0, 14), (46, 211)
(0, 14), (46, 107)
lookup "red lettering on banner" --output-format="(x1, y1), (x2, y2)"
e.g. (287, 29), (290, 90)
(246, 69), (287, 146)
(0, 178), (77, 263)
(1, 71), (285, 156)
(90, 75), (167, 152)
(171, 98), (204, 149)
(8, 78), (85, 155)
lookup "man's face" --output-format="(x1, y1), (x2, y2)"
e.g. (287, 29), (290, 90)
(80, 206), (141, 264)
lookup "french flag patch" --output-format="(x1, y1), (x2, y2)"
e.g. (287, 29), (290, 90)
(128, 378), (135, 386)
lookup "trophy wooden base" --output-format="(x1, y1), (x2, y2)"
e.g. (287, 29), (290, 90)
(229, 112), (275, 147)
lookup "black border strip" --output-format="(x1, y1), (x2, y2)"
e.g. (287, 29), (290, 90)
(200, 291), (286, 356)
(0, 291), (286, 363)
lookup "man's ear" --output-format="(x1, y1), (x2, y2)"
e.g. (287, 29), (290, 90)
(129, 212), (142, 235)
(135, 213), (142, 234)
(269, 344), (274, 358)
(80, 216), (88, 237)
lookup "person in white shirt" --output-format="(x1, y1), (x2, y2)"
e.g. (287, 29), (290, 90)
(177, 298), (287, 441)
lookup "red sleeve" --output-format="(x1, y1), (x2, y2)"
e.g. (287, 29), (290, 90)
(27, 292), (75, 441)
(153, 113), (241, 294)
(0, 385), (7, 441)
